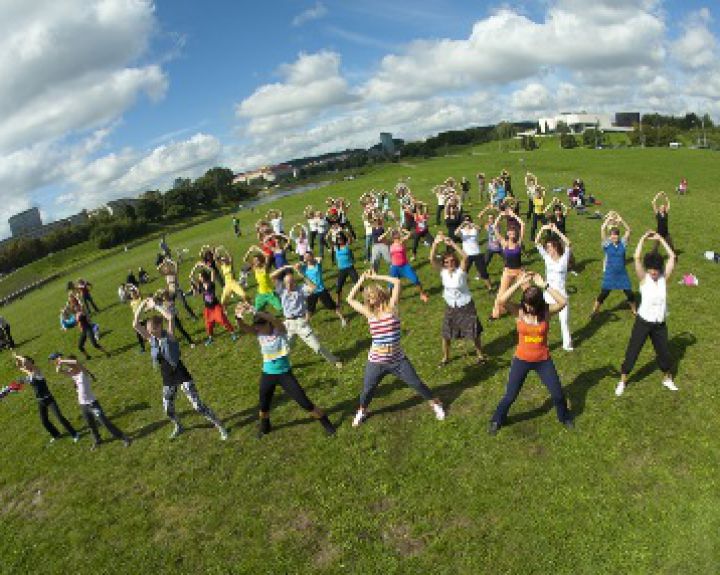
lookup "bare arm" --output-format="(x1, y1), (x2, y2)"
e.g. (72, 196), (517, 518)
(346, 272), (372, 318)
(444, 238), (469, 271)
(270, 265), (294, 281)
(651, 232), (676, 278)
(550, 224), (571, 247)
(132, 299), (151, 340)
(371, 273), (402, 312)
(429, 233), (445, 272)
(633, 232), (650, 281)
(496, 272), (531, 317)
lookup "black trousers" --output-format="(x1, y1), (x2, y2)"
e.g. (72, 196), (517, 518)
(78, 323), (101, 353)
(2, 324), (14, 348)
(436, 205), (445, 225)
(621, 317), (672, 374)
(530, 213), (545, 240)
(83, 294), (99, 312)
(80, 401), (126, 442)
(412, 230), (434, 256)
(596, 289), (635, 304)
(38, 396), (77, 438)
(259, 371), (315, 413)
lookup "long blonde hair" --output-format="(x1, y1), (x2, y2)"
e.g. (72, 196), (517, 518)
(363, 283), (391, 315)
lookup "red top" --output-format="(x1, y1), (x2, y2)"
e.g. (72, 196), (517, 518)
(515, 316), (549, 362)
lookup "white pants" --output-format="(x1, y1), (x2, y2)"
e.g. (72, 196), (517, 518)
(544, 289), (572, 349)
(284, 318), (338, 363)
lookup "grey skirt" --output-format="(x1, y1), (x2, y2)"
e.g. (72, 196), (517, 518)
(442, 300), (483, 340)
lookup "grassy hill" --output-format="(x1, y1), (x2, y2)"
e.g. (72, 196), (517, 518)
(0, 145), (718, 574)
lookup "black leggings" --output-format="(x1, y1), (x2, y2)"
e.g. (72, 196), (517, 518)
(468, 254), (490, 279)
(173, 289), (196, 319)
(621, 317), (672, 375)
(412, 230), (434, 256)
(78, 322), (101, 353)
(596, 289), (635, 304)
(491, 357), (570, 425)
(83, 295), (99, 313)
(436, 205), (445, 225)
(38, 397), (77, 438)
(310, 230), (318, 250)
(81, 401), (126, 442)
(259, 371), (314, 413)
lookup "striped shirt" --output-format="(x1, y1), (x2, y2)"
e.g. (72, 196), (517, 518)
(367, 314), (404, 363)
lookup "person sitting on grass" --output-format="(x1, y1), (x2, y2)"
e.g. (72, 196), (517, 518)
(51, 353), (131, 450)
(233, 302), (336, 439)
(133, 298), (228, 440)
(346, 270), (445, 428)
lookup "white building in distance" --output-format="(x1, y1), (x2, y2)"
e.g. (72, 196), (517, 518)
(537, 112), (615, 134)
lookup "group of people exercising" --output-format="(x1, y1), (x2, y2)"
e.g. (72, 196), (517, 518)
(6, 169), (680, 447)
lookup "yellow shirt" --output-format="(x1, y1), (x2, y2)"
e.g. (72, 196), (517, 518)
(254, 268), (273, 294)
(130, 299), (142, 315)
(533, 196), (545, 215)
(220, 262), (234, 282)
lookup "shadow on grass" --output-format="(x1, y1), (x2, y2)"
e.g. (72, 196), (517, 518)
(627, 331), (697, 385)
(564, 364), (617, 417)
(12, 334), (42, 348)
(76, 402), (151, 436)
(571, 257), (598, 274)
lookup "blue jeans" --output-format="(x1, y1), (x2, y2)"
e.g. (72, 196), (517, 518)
(491, 357), (570, 425)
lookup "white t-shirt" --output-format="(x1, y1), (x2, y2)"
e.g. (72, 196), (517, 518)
(538, 246), (570, 292)
(270, 217), (284, 234)
(72, 371), (96, 405)
(459, 227), (481, 256)
(638, 276), (667, 323)
(441, 268), (472, 308)
(307, 218), (318, 233)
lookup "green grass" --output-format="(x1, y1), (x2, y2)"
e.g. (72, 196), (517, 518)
(1, 145), (719, 574)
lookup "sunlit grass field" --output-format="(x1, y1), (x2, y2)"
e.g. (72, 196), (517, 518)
(1, 143), (719, 574)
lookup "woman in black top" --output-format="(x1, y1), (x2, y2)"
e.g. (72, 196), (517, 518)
(14, 354), (79, 443)
(445, 203), (463, 239)
(133, 299), (228, 441)
(652, 192), (673, 251)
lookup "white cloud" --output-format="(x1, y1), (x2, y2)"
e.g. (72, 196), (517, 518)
(363, 4), (665, 102)
(292, 1), (327, 27)
(511, 83), (553, 111)
(672, 8), (718, 69)
(236, 51), (358, 134)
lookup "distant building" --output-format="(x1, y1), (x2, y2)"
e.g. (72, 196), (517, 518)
(537, 112), (635, 134)
(380, 132), (395, 154)
(233, 163), (296, 185)
(106, 198), (141, 216)
(9, 207), (42, 238)
(615, 112), (641, 128)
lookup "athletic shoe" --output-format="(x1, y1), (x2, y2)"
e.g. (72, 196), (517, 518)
(432, 403), (446, 421)
(73, 434), (81, 443)
(334, 361), (343, 369)
(662, 379), (679, 391)
(123, 437), (132, 448)
(90, 441), (100, 451)
(563, 419), (575, 430)
(563, 345), (574, 352)
(169, 424), (184, 439)
(615, 381), (626, 396)
(230, 333), (239, 342)
(189, 343), (196, 349)
(218, 427), (229, 441)
(204, 337), (213, 347)
(340, 318), (348, 328)
(352, 409), (366, 427)
(570, 270), (579, 276)
(48, 437), (57, 445)
(474, 275), (481, 281)
(488, 421), (500, 436)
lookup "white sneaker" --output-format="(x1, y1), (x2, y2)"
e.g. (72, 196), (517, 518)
(662, 379), (678, 391)
(615, 381), (626, 396)
(563, 345), (574, 352)
(352, 409), (366, 427)
(218, 427), (229, 441)
(432, 403), (446, 421)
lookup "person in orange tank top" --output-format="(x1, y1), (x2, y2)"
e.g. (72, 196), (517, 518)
(488, 271), (573, 435)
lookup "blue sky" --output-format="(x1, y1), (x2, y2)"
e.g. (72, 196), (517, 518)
(1, 0), (719, 237)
